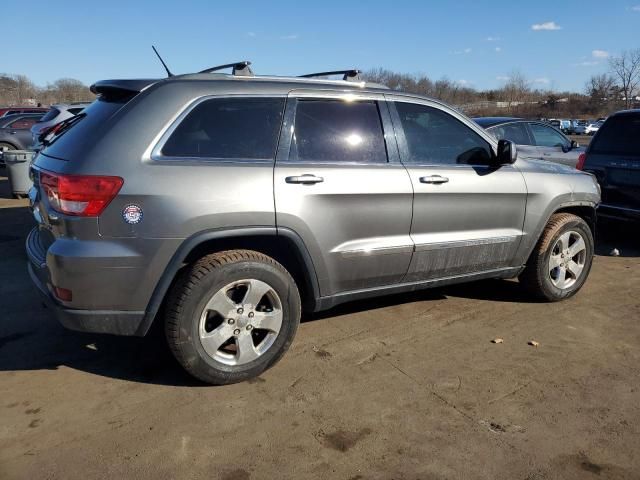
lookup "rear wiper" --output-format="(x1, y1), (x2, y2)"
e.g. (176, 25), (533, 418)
(41, 113), (86, 146)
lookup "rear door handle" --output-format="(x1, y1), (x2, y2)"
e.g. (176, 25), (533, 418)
(419, 175), (449, 184)
(285, 174), (324, 185)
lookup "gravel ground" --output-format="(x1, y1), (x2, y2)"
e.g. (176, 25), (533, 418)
(1, 169), (639, 480)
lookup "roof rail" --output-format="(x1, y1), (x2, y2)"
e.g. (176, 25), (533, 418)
(299, 69), (362, 81)
(199, 61), (254, 76)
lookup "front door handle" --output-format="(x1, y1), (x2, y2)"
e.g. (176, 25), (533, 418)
(419, 175), (449, 184)
(285, 174), (324, 185)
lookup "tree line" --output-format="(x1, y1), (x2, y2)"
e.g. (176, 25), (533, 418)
(0, 74), (95, 106)
(364, 48), (640, 118)
(2, 48), (639, 116)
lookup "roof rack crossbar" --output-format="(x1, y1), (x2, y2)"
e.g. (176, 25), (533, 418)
(199, 61), (254, 76)
(299, 69), (362, 81)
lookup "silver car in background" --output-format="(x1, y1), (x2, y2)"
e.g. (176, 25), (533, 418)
(30, 102), (90, 146)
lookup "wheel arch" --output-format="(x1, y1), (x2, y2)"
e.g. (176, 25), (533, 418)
(135, 227), (321, 336)
(521, 201), (597, 264)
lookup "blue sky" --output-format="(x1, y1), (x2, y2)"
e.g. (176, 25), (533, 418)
(4, 0), (639, 92)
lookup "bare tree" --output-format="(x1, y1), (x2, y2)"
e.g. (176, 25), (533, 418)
(501, 70), (531, 107)
(609, 49), (640, 109)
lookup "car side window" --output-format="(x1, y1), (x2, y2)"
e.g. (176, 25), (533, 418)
(395, 102), (492, 165)
(289, 99), (388, 163)
(489, 123), (531, 145)
(529, 123), (568, 148)
(8, 118), (36, 129)
(161, 97), (285, 160)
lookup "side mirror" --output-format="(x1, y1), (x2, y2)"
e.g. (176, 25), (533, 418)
(497, 139), (517, 165)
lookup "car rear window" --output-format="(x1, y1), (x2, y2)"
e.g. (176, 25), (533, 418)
(590, 115), (640, 156)
(39, 108), (60, 122)
(39, 98), (128, 159)
(161, 97), (285, 160)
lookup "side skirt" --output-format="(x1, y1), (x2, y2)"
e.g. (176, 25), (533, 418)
(314, 266), (524, 312)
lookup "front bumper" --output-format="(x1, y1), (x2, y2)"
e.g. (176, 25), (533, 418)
(26, 227), (146, 336)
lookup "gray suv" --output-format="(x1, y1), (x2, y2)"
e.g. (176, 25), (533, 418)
(26, 66), (600, 384)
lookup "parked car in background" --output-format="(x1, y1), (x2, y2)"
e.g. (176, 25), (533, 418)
(573, 120), (588, 135)
(30, 103), (90, 145)
(549, 119), (573, 134)
(579, 110), (640, 221)
(474, 117), (584, 167)
(0, 113), (44, 164)
(586, 120), (604, 135)
(0, 106), (48, 118)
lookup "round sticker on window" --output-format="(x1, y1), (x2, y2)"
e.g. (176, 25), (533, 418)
(122, 204), (143, 224)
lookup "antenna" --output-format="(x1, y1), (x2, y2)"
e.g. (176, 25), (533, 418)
(152, 45), (174, 77)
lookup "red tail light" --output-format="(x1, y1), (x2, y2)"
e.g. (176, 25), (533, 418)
(40, 171), (123, 216)
(576, 152), (586, 170)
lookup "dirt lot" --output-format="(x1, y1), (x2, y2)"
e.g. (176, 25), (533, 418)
(1, 169), (639, 480)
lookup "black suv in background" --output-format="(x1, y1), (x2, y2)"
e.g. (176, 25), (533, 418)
(579, 110), (640, 221)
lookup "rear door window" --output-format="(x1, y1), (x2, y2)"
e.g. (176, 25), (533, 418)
(489, 122), (531, 145)
(8, 117), (37, 129)
(289, 99), (388, 163)
(161, 97), (285, 160)
(590, 115), (640, 156)
(529, 123), (568, 148)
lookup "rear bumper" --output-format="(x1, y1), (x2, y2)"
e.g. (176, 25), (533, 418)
(597, 203), (640, 222)
(26, 227), (146, 336)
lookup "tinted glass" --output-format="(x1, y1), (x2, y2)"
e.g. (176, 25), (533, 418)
(489, 122), (530, 145)
(162, 98), (285, 160)
(67, 108), (84, 115)
(395, 102), (492, 165)
(529, 123), (568, 148)
(39, 108), (60, 122)
(290, 100), (387, 163)
(8, 117), (37, 129)
(590, 114), (640, 156)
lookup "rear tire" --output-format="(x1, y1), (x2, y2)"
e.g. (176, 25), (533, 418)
(519, 213), (594, 302)
(165, 250), (301, 385)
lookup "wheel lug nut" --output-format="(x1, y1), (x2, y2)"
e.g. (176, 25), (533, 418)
(248, 312), (254, 318)
(228, 318), (235, 325)
(246, 325), (253, 331)
(237, 308), (244, 314)
(233, 329), (241, 335)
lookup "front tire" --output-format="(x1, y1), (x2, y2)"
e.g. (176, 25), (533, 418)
(165, 250), (301, 384)
(519, 213), (594, 302)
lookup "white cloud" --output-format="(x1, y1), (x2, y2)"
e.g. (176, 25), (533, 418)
(457, 79), (472, 86)
(573, 61), (599, 66)
(531, 21), (562, 31)
(280, 34), (299, 40)
(486, 36), (500, 41)
(496, 76), (510, 81)
(453, 48), (472, 55)
(592, 49), (609, 58)
(495, 47), (502, 52)
(534, 77), (551, 84)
